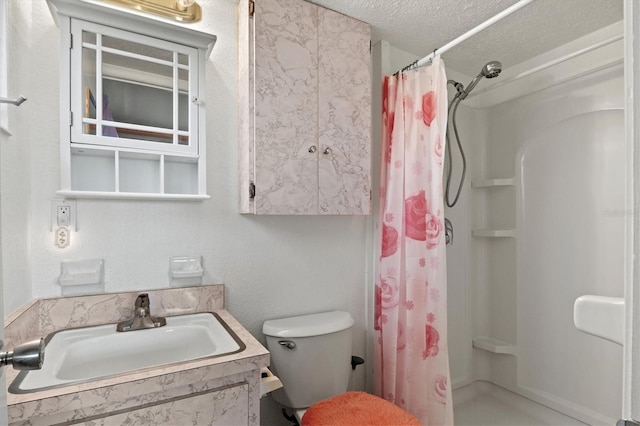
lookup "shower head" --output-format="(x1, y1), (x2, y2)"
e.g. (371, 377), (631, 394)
(458, 61), (503, 100)
(481, 61), (502, 79)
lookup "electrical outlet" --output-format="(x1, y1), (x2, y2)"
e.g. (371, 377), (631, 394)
(57, 206), (70, 227)
(51, 200), (76, 231)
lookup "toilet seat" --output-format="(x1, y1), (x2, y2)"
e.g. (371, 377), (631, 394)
(300, 392), (420, 425)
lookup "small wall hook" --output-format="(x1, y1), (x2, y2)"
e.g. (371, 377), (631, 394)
(0, 95), (27, 106)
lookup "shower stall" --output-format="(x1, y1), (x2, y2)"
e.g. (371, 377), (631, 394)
(453, 64), (625, 425)
(371, 2), (628, 424)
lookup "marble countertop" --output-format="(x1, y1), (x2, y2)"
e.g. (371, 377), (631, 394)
(3, 285), (270, 408)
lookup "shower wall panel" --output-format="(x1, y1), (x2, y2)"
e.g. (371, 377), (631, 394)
(480, 64), (625, 425)
(444, 101), (482, 389)
(517, 109), (623, 423)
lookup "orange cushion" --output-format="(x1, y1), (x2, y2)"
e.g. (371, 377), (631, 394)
(301, 391), (421, 426)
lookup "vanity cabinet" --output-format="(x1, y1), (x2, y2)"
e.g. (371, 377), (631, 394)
(6, 286), (269, 426)
(9, 363), (259, 426)
(80, 383), (249, 425)
(48, 0), (216, 200)
(238, 0), (372, 215)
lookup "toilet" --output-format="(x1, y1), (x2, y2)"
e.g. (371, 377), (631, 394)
(263, 310), (422, 425)
(262, 310), (355, 422)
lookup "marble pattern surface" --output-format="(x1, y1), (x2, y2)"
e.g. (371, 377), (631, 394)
(4, 285), (225, 347)
(253, 0), (319, 214)
(5, 285), (269, 425)
(78, 383), (249, 426)
(4, 300), (38, 351)
(238, 0), (253, 214)
(238, 0), (372, 215)
(317, 9), (371, 215)
(10, 369), (260, 426)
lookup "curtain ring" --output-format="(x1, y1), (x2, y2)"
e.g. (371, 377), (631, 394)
(402, 59), (418, 73)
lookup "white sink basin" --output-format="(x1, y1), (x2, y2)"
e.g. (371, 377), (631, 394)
(10, 312), (244, 393)
(573, 295), (624, 345)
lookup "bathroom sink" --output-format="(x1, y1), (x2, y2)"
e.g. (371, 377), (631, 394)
(10, 312), (245, 393)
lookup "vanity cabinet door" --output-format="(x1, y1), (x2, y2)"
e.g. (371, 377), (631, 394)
(238, 0), (371, 215)
(80, 384), (249, 426)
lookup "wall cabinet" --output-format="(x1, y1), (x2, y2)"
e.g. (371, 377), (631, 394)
(48, 0), (216, 200)
(238, 0), (372, 215)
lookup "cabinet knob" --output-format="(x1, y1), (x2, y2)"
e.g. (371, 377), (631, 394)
(308, 146), (317, 153)
(323, 147), (332, 155)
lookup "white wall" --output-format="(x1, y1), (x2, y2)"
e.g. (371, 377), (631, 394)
(0, 2), (8, 418)
(1, 0), (35, 314)
(4, 2), (369, 424)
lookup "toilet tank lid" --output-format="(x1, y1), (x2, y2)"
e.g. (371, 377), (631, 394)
(263, 311), (355, 338)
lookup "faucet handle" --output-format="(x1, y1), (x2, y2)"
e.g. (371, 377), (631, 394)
(135, 293), (150, 309)
(0, 338), (45, 370)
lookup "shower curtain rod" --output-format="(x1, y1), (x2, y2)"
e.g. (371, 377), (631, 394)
(400, 0), (536, 72)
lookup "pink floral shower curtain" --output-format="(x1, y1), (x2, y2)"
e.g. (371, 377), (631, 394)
(374, 57), (453, 425)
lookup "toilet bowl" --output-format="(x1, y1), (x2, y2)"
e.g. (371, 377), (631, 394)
(262, 310), (355, 422)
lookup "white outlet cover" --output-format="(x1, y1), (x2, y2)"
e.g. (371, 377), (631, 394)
(50, 199), (76, 231)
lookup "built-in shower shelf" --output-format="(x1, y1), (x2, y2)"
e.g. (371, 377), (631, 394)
(471, 178), (515, 188)
(472, 337), (517, 355)
(472, 229), (515, 238)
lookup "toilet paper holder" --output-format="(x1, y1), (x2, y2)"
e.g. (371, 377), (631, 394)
(260, 367), (283, 398)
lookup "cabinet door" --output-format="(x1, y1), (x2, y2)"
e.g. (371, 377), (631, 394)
(253, 0), (319, 214)
(318, 8), (371, 215)
(70, 19), (199, 155)
(79, 384), (249, 426)
(249, 0), (371, 215)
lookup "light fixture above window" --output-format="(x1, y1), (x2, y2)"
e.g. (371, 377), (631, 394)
(103, 0), (202, 23)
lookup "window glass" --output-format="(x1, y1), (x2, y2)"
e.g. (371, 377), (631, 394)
(80, 29), (191, 145)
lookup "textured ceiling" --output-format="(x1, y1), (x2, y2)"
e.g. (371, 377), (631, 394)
(308, 0), (623, 77)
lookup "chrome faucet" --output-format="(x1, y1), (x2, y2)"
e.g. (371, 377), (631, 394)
(116, 293), (166, 332)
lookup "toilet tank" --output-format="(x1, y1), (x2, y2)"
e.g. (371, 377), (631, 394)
(263, 311), (355, 409)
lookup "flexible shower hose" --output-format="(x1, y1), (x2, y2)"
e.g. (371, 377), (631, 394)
(445, 94), (466, 208)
